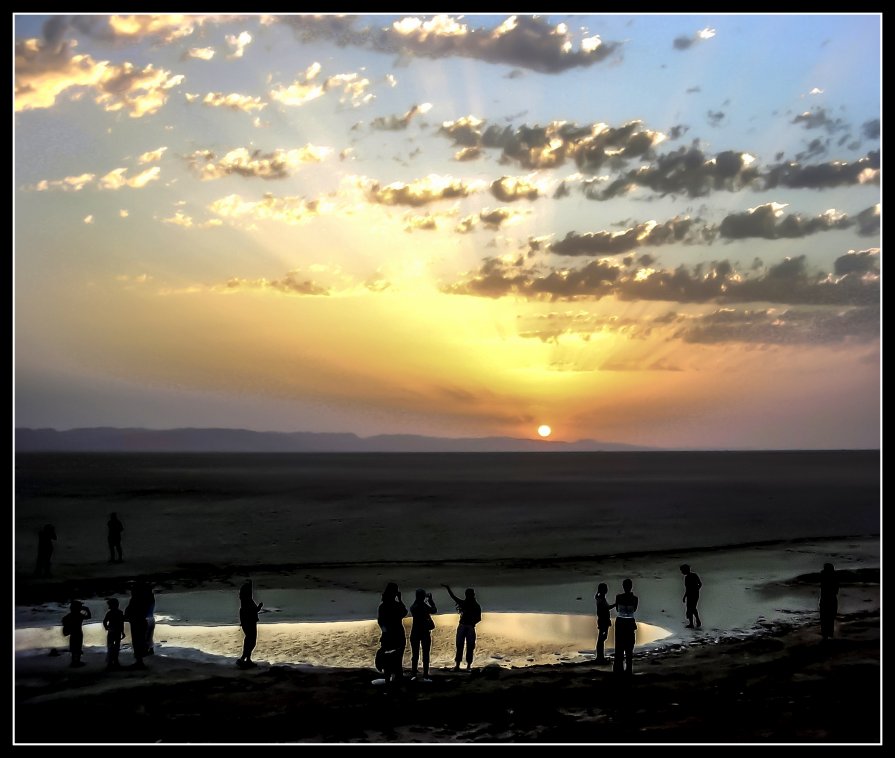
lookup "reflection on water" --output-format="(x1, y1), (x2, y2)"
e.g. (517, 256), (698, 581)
(15, 612), (671, 669)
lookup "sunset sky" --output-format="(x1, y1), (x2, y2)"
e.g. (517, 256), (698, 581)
(14, 13), (881, 449)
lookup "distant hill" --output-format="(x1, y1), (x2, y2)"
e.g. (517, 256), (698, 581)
(14, 427), (655, 453)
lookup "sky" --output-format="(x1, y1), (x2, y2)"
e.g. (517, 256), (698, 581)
(13, 13), (881, 449)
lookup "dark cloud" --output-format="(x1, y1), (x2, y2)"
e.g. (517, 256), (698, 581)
(668, 124), (689, 140)
(795, 137), (829, 162)
(672, 27), (716, 50)
(550, 217), (706, 256)
(718, 203), (853, 240)
(370, 103), (431, 131)
(276, 14), (621, 74)
(438, 117), (667, 173)
(678, 305), (880, 345)
(444, 252), (879, 306)
(589, 147), (761, 200)
(792, 108), (847, 133)
(854, 205), (880, 237)
(861, 118), (880, 139)
(706, 110), (725, 127)
(833, 248), (879, 276)
(763, 151), (879, 190)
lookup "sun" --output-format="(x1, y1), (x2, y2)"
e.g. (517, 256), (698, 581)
(537, 424), (552, 438)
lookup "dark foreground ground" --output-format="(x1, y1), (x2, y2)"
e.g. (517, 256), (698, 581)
(15, 611), (880, 744)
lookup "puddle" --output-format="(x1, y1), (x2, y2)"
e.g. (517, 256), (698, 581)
(15, 612), (671, 669)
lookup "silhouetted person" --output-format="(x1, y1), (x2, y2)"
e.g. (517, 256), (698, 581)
(103, 598), (126, 670)
(62, 600), (91, 667)
(680, 564), (702, 629)
(107, 512), (124, 563)
(819, 562), (839, 640)
(237, 580), (263, 668)
(409, 588), (438, 681)
(124, 581), (148, 668)
(613, 578), (638, 676)
(595, 582), (616, 664)
(442, 584), (482, 671)
(143, 581), (156, 655)
(35, 524), (57, 577)
(376, 582), (408, 687)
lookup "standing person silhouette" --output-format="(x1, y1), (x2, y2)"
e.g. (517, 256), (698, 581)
(107, 512), (124, 563)
(613, 578), (638, 676)
(376, 582), (408, 687)
(62, 600), (91, 667)
(442, 584), (482, 671)
(819, 563), (839, 641)
(35, 524), (57, 577)
(680, 564), (702, 629)
(237, 580), (263, 668)
(594, 582), (616, 664)
(124, 581), (148, 669)
(409, 588), (438, 681)
(143, 581), (156, 655)
(102, 598), (126, 670)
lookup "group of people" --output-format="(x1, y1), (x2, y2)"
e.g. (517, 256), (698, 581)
(375, 582), (481, 686)
(52, 556), (840, 675)
(60, 579), (156, 670)
(34, 513), (124, 579)
(593, 565), (702, 676)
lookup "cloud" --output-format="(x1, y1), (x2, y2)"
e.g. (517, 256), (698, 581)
(454, 146), (482, 162)
(361, 174), (486, 206)
(854, 204), (880, 236)
(550, 217), (707, 256)
(673, 27), (716, 50)
(833, 248), (879, 276)
(269, 62), (372, 108)
(490, 175), (543, 202)
(763, 151), (879, 190)
(677, 304), (880, 345)
(105, 14), (207, 43)
(444, 251), (879, 306)
(188, 145), (331, 180)
(225, 31), (252, 59)
(274, 14), (622, 74)
(208, 192), (327, 225)
(477, 207), (530, 230)
(706, 110), (725, 127)
(718, 203), (854, 240)
(590, 147), (761, 200)
(371, 103), (432, 131)
(138, 146), (168, 164)
(160, 211), (223, 229)
(185, 91), (267, 112)
(439, 117), (667, 173)
(861, 118), (880, 139)
(222, 271), (330, 296)
(31, 172), (96, 191)
(184, 47), (215, 61)
(792, 107), (847, 133)
(98, 166), (161, 190)
(15, 37), (183, 116)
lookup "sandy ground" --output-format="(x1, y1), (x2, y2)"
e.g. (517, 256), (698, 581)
(14, 452), (881, 743)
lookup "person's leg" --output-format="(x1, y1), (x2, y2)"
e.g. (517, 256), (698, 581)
(421, 633), (431, 678)
(410, 633), (420, 674)
(454, 625), (464, 669)
(596, 628), (607, 661)
(108, 540), (115, 563)
(466, 627), (476, 668)
(693, 604), (701, 628)
(242, 625), (257, 663)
